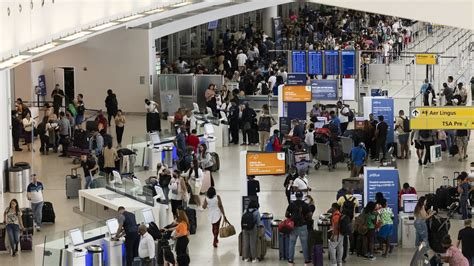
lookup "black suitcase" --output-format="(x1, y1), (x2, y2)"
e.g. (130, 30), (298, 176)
(449, 145), (458, 155)
(279, 233), (290, 260)
(146, 113), (161, 132)
(21, 208), (34, 235)
(73, 129), (89, 149)
(42, 201), (56, 224)
(147, 221), (161, 240)
(86, 121), (98, 132)
(185, 207), (197, 235)
(156, 238), (170, 265)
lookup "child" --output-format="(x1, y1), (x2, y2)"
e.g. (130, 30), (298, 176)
(364, 201), (377, 260)
(441, 235), (469, 266)
(377, 199), (394, 257)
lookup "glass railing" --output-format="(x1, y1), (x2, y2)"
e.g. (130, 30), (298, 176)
(42, 230), (66, 266)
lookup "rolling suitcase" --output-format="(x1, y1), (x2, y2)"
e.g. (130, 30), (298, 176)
(200, 170), (212, 194)
(21, 208), (34, 235)
(312, 244), (324, 266)
(146, 113), (161, 132)
(210, 152), (220, 172)
(156, 238), (170, 265)
(256, 227), (267, 260)
(0, 225), (6, 251)
(73, 129), (89, 149)
(42, 201), (56, 224)
(86, 121), (98, 132)
(185, 208), (197, 235)
(66, 169), (82, 199)
(20, 233), (33, 251)
(279, 233), (290, 260)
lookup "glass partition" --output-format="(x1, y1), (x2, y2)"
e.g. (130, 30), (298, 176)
(42, 231), (66, 266)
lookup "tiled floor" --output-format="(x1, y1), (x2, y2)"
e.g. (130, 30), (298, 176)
(1, 115), (473, 265)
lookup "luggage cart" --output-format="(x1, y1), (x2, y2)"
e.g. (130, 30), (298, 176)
(314, 142), (334, 171)
(294, 151), (311, 172)
(340, 136), (354, 170)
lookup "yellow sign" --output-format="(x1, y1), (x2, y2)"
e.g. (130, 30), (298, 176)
(410, 107), (474, 129)
(415, 54), (437, 65)
(283, 85), (312, 102)
(246, 152), (286, 176)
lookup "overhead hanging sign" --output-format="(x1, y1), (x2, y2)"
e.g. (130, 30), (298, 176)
(283, 85), (312, 102)
(415, 54), (437, 65)
(311, 80), (338, 100)
(292, 51), (307, 73)
(246, 152), (286, 176)
(410, 106), (474, 129)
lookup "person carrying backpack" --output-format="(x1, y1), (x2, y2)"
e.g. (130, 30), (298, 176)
(257, 105), (275, 151)
(337, 189), (359, 261)
(329, 203), (344, 266)
(394, 110), (410, 159)
(241, 200), (262, 262)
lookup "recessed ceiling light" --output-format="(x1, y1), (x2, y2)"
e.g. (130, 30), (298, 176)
(117, 14), (145, 22)
(28, 42), (58, 53)
(60, 31), (91, 41)
(145, 8), (164, 14)
(172, 2), (190, 7)
(0, 55), (31, 69)
(90, 22), (119, 31)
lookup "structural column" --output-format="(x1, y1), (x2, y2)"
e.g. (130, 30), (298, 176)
(262, 6), (278, 39)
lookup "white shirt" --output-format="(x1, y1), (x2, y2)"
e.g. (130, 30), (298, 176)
(22, 118), (35, 132)
(183, 168), (203, 185)
(145, 101), (159, 113)
(304, 131), (315, 146)
(292, 176), (309, 191)
(236, 53), (248, 67)
(138, 232), (155, 259)
(338, 106), (349, 123)
(268, 75), (277, 90)
(183, 115), (197, 132)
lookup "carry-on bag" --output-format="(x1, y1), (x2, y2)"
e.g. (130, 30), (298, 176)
(66, 169), (82, 199)
(42, 201), (56, 224)
(21, 208), (34, 235)
(20, 233), (33, 251)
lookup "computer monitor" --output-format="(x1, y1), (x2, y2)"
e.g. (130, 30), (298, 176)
(149, 132), (160, 146)
(401, 194), (417, 207)
(204, 123), (214, 135)
(68, 228), (84, 246)
(106, 218), (119, 235)
(403, 199), (418, 213)
(142, 208), (155, 224)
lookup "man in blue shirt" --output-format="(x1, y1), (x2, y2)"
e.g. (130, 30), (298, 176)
(27, 174), (44, 231)
(329, 111), (341, 135)
(174, 125), (187, 159)
(350, 143), (367, 177)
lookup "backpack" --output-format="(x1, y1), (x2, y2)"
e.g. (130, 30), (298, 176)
(339, 214), (353, 236)
(258, 116), (271, 132)
(354, 213), (368, 235)
(265, 136), (275, 152)
(260, 82), (269, 95)
(402, 117), (410, 133)
(347, 109), (354, 122)
(419, 130), (430, 138)
(342, 195), (356, 218)
(241, 209), (257, 230)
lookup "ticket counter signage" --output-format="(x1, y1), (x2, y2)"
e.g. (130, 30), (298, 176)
(283, 85), (312, 102)
(415, 54), (437, 65)
(410, 106), (474, 129)
(246, 152), (286, 176)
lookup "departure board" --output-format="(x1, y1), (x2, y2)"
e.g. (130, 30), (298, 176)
(292, 51), (307, 73)
(308, 51), (323, 75)
(324, 50), (339, 75)
(341, 50), (356, 75)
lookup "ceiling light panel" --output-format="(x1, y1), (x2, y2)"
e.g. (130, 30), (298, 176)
(60, 31), (91, 41)
(28, 42), (58, 53)
(145, 8), (164, 14)
(90, 22), (119, 31)
(0, 55), (31, 69)
(117, 14), (145, 22)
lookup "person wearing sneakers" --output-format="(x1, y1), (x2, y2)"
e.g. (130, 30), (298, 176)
(27, 174), (44, 232)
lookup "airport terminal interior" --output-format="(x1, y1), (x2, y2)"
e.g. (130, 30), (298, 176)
(0, 0), (473, 266)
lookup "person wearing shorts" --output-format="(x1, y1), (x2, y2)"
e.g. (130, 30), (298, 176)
(411, 130), (425, 166)
(394, 110), (410, 159)
(185, 159), (203, 209)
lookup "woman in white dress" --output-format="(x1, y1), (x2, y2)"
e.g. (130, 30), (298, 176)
(202, 187), (226, 248)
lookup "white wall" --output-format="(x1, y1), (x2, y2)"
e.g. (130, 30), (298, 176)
(14, 27), (150, 113)
(0, 0), (180, 60)
(0, 70), (13, 193)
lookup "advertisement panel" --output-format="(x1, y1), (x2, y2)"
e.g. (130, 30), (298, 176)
(371, 98), (394, 143)
(246, 152), (286, 176)
(283, 86), (312, 102)
(311, 80), (337, 100)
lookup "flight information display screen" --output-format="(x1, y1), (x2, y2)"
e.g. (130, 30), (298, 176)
(292, 51), (307, 73)
(341, 50), (356, 75)
(308, 51), (323, 75)
(324, 50), (339, 75)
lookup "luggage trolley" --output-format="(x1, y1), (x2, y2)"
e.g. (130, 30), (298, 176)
(294, 151), (311, 172)
(340, 136), (354, 170)
(314, 142), (334, 171)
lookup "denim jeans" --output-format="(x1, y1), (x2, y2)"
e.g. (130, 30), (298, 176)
(288, 225), (310, 262)
(31, 201), (44, 227)
(85, 175), (92, 189)
(460, 198), (469, 220)
(6, 224), (20, 251)
(414, 219), (429, 249)
(329, 235), (344, 265)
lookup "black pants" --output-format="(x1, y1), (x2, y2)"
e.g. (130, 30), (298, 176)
(423, 141), (434, 164)
(53, 102), (61, 115)
(12, 133), (20, 150)
(116, 126), (124, 145)
(340, 122), (349, 135)
(230, 123), (239, 144)
(342, 234), (349, 260)
(40, 135), (50, 153)
(176, 236), (189, 258)
(124, 232), (139, 266)
(376, 138), (387, 160)
(59, 134), (69, 155)
(107, 110), (117, 126)
(170, 199), (183, 218)
(242, 129), (252, 144)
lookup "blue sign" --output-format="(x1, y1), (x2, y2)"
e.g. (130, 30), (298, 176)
(341, 50), (356, 75)
(208, 20), (219, 30)
(287, 102), (306, 120)
(371, 89), (382, 96)
(311, 80), (338, 100)
(371, 98), (394, 143)
(287, 73), (307, 85)
(38, 75), (47, 96)
(292, 51), (307, 73)
(324, 50), (339, 75)
(364, 168), (399, 244)
(308, 51), (323, 75)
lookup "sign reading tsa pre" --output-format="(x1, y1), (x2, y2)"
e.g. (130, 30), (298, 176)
(410, 106), (474, 129)
(246, 152), (286, 176)
(415, 54), (437, 65)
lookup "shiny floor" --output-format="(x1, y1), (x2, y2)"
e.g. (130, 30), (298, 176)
(1, 114), (472, 265)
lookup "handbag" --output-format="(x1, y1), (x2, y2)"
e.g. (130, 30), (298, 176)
(278, 218), (294, 234)
(219, 218), (236, 238)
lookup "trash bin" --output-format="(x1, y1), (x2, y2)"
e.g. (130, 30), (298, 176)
(8, 167), (23, 193)
(271, 219), (281, 249)
(261, 212), (273, 241)
(14, 162), (31, 191)
(162, 146), (173, 168)
(318, 213), (332, 248)
(86, 245), (104, 266)
(117, 149), (136, 174)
